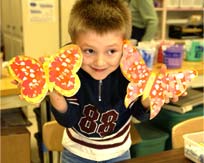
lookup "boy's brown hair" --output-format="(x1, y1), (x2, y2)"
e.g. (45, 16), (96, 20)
(68, 0), (132, 43)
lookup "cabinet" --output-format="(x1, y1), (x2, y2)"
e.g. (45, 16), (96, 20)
(154, 0), (203, 40)
(1, 0), (22, 36)
(3, 34), (23, 60)
(1, 0), (23, 60)
(1, 0), (60, 61)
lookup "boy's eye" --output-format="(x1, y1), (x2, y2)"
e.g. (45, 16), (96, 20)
(107, 49), (116, 55)
(83, 48), (95, 55)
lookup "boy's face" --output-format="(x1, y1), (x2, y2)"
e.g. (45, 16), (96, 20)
(76, 30), (124, 80)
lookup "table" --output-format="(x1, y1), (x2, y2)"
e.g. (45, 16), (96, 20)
(0, 68), (31, 110)
(117, 148), (193, 163)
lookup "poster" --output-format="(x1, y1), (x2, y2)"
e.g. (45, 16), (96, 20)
(28, 0), (55, 22)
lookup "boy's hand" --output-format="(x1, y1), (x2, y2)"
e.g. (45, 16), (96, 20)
(141, 91), (188, 109)
(141, 96), (150, 109)
(11, 79), (24, 100)
(160, 64), (188, 103)
(164, 91), (187, 104)
(11, 79), (21, 88)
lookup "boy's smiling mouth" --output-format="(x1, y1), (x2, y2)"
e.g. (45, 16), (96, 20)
(92, 67), (107, 72)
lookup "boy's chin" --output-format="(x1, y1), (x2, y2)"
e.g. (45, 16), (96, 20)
(90, 74), (107, 81)
(82, 67), (116, 81)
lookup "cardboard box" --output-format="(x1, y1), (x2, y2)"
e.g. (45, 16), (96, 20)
(1, 127), (31, 163)
(183, 131), (204, 163)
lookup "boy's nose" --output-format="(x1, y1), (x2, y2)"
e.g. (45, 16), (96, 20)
(95, 54), (105, 67)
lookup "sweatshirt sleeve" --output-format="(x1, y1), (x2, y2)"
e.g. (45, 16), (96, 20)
(130, 0), (158, 41)
(128, 96), (150, 121)
(49, 97), (81, 128)
(139, 0), (158, 41)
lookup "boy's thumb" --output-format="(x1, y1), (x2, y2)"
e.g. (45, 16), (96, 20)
(160, 64), (167, 74)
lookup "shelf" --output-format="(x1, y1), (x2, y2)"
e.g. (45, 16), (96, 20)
(155, 8), (164, 11)
(166, 8), (204, 11)
(154, 0), (203, 40)
(166, 19), (188, 25)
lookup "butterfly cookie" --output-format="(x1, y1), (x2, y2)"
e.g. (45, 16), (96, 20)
(120, 40), (197, 119)
(8, 44), (82, 104)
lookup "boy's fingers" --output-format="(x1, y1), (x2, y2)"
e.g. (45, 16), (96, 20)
(11, 80), (22, 89)
(39, 57), (45, 63)
(171, 96), (179, 103)
(141, 96), (150, 108)
(160, 64), (167, 74)
(182, 91), (187, 96)
(19, 94), (24, 100)
(11, 80), (18, 85)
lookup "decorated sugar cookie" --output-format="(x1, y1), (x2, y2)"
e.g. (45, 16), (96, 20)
(120, 40), (197, 119)
(8, 44), (83, 104)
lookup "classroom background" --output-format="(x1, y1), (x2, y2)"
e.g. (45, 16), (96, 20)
(0, 0), (203, 163)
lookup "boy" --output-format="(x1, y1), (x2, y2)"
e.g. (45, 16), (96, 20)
(48, 0), (178, 162)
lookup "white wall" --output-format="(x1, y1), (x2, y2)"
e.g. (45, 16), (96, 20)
(60, 0), (76, 46)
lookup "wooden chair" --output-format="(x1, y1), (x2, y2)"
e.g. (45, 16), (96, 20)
(171, 116), (204, 149)
(43, 120), (64, 163)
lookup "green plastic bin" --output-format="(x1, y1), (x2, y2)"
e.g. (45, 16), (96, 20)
(151, 104), (204, 149)
(151, 104), (204, 132)
(130, 122), (169, 158)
